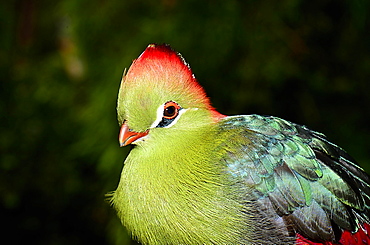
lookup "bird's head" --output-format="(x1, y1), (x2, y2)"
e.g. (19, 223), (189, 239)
(117, 44), (223, 146)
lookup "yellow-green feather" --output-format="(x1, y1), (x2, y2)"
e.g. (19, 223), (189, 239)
(112, 44), (370, 245)
(112, 108), (249, 244)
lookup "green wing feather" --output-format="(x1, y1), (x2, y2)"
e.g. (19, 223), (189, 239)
(221, 114), (370, 242)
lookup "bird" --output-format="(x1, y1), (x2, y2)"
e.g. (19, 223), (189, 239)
(111, 44), (370, 245)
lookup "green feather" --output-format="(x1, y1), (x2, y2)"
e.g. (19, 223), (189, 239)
(112, 44), (370, 245)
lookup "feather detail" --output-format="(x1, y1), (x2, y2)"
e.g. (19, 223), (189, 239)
(296, 223), (370, 244)
(124, 44), (209, 108)
(117, 44), (223, 130)
(114, 44), (370, 245)
(221, 114), (370, 244)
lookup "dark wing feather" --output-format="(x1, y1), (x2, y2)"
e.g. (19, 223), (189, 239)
(222, 115), (370, 243)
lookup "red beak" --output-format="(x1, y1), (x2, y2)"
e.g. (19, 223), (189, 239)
(119, 122), (149, 147)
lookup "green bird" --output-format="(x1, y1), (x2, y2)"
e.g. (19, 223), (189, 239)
(111, 44), (370, 245)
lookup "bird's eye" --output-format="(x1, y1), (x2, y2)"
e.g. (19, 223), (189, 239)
(155, 101), (182, 128)
(164, 106), (176, 118)
(163, 101), (180, 119)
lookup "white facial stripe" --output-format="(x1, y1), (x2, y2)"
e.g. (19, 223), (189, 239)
(150, 103), (166, 128)
(162, 108), (188, 128)
(150, 102), (189, 129)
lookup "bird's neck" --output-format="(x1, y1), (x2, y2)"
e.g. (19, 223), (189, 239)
(113, 120), (247, 244)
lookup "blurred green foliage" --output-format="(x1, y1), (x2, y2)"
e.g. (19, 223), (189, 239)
(1, 0), (369, 244)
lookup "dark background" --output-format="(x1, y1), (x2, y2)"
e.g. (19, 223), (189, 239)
(1, 0), (369, 244)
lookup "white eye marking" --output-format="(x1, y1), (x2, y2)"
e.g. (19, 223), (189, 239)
(150, 103), (166, 128)
(150, 102), (188, 128)
(162, 108), (188, 128)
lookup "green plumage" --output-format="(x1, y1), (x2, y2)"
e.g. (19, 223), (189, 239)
(112, 44), (370, 245)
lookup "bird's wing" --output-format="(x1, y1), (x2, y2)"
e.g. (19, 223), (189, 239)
(221, 114), (370, 242)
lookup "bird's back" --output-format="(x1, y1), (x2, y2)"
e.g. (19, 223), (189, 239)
(220, 114), (370, 244)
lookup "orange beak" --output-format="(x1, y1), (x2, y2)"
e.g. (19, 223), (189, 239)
(119, 122), (149, 147)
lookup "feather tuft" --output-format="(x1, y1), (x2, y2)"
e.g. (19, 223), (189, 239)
(125, 43), (206, 103)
